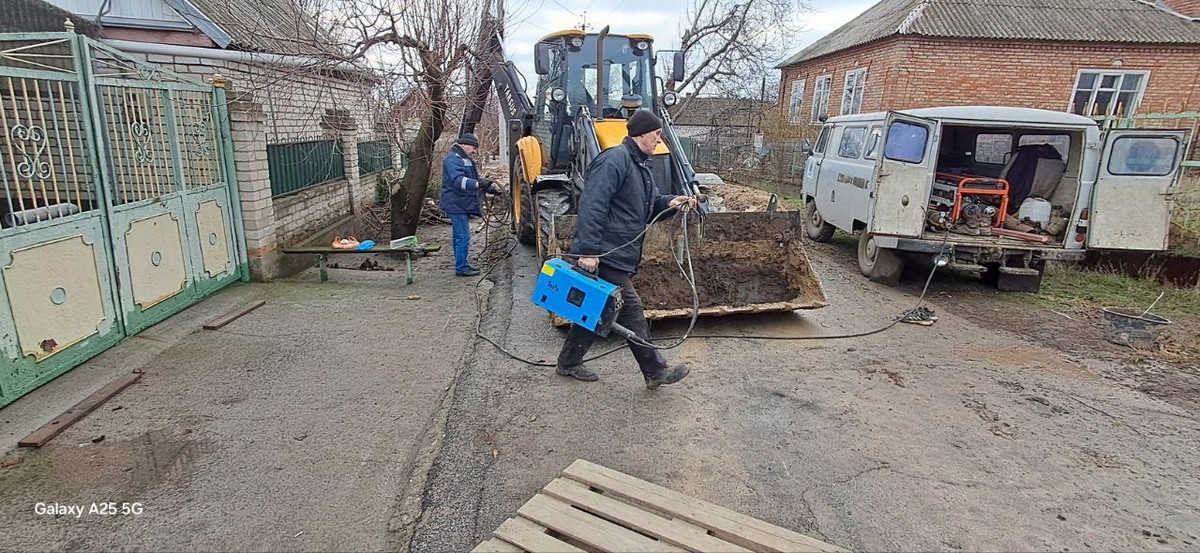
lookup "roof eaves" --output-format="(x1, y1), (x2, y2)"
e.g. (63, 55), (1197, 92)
(163, 0), (233, 48)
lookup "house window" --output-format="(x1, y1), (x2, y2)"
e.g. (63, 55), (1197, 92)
(788, 79), (806, 125)
(811, 75), (831, 123)
(840, 68), (866, 115)
(1070, 70), (1148, 118)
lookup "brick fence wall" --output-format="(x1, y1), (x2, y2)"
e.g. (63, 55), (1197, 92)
(140, 53), (379, 143)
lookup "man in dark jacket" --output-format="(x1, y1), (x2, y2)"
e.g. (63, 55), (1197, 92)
(441, 133), (502, 277)
(556, 110), (697, 389)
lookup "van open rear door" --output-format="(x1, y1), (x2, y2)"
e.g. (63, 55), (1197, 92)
(870, 112), (939, 237)
(1089, 129), (1187, 250)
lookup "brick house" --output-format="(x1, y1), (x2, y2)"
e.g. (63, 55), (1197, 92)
(775, 0), (1200, 132)
(20, 0), (388, 279)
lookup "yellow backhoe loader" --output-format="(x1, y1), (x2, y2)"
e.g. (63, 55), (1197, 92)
(462, 24), (826, 319)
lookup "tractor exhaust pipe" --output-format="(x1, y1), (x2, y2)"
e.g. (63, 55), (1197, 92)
(596, 25), (609, 118)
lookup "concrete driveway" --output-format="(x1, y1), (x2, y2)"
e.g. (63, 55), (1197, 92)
(0, 228), (480, 551)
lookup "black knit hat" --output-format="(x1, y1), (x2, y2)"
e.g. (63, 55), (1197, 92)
(456, 133), (480, 147)
(626, 110), (662, 137)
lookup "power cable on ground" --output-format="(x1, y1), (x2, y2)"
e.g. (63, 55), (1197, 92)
(468, 187), (949, 367)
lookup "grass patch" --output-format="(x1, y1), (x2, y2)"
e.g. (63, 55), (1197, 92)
(1008, 262), (1200, 321)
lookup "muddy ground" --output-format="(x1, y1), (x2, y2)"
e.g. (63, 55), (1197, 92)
(3, 188), (1199, 551)
(414, 196), (1200, 551)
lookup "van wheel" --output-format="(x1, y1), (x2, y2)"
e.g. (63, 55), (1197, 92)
(857, 232), (904, 284)
(803, 202), (835, 242)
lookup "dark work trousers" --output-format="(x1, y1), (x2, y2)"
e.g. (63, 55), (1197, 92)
(556, 264), (667, 376)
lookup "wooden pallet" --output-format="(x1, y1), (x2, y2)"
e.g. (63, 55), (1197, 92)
(474, 459), (846, 553)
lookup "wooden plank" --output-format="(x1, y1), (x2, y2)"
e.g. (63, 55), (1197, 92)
(472, 537), (525, 553)
(281, 245), (440, 254)
(18, 373), (142, 448)
(202, 300), (266, 330)
(517, 494), (686, 553)
(493, 517), (585, 553)
(542, 478), (751, 553)
(563, 460), (846, 553)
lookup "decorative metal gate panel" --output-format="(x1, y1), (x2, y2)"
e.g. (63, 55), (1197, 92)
(0, 28), (245, 407)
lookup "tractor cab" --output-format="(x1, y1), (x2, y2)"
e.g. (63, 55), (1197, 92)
(532, 30), (667, 171)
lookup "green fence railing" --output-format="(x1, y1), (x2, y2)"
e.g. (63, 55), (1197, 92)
(357, 140), (394, 175)
(268, 139), (345, 197)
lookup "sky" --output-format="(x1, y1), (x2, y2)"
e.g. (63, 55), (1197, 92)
(501, 0), (877, 93)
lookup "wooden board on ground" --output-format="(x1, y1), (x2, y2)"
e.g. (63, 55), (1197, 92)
(18, 373), (142, 448)
(203, 300), (266, 330)
(473, 459), (847, 553)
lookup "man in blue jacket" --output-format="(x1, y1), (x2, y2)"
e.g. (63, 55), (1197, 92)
(441, 133), (502, 277)
(555, 110), (697, 389)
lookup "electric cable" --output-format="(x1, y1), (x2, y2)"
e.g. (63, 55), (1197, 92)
(468, 183), (951, 366)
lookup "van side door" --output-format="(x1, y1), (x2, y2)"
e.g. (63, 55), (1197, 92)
(1089, 129), (1186, 250)
(870, 112), (939, 237)
(803, 124), (832, 200)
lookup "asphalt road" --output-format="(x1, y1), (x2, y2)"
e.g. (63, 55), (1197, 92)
(413, 236), (1200, 552)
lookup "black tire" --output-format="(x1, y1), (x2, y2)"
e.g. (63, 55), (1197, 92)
(857, 232), (904, 284)
(512, 158), (536, 246)
(803, 201), (835, 242)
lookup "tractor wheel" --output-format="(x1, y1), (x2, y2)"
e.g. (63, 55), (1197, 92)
(512, 157), (536, 246)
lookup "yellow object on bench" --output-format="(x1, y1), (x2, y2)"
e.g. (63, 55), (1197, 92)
(281, 244), (441, 285)
(474, 459), (846, 553)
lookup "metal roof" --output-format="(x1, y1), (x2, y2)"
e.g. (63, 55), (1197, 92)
(186, 0), (343, 57)
(827, 105), (1100, 126)
(777, 0), (1200, 68)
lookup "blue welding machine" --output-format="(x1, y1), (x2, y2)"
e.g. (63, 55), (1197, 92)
(531, 258), (623, 336)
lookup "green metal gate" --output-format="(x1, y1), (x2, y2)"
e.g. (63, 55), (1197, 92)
(0, 27), (246, 407)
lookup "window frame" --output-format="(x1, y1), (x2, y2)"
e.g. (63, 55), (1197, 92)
(1068, 69), (1150, 118)
(974, 133), (1014, 166)
(788, 79), (806, 125)
(863, 125), (883, 160)
(839, 68), (867, 116)
(883, 121), (930, 164)
(1106, 136), (1181, 177)
(811, 74), (832, 123)
(813, 124), (832, 154)
(837, 125), (869, 159)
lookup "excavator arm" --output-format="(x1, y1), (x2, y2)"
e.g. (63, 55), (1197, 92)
(460, 15), (535, 145)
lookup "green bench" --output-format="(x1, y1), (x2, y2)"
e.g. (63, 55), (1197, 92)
(281, 244), (441, 285)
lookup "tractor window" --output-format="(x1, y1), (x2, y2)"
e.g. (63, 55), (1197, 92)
(569, 37), (654, 117)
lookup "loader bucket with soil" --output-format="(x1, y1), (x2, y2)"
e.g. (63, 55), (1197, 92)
(549, 210), (828, 321)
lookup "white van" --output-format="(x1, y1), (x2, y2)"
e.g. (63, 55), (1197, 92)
(801, 106), (1187, 292)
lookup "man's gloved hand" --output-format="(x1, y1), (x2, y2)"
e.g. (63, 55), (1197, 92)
(668, 195), (699, 212)
(479, 178), (502, 195)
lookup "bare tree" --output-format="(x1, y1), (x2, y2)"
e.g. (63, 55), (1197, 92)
(320, 0), (488, 238)
(673, 0), (810, 109)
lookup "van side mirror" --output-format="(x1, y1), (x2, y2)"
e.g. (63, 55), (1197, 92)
(534, 43), (551, 75)
(801, 139), (813, 155)
(672, 51), (685, 83)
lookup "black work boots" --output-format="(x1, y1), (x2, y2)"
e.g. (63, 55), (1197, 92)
(644, 364), (690, 389)
(555, 364), (599, 381)
(555, 363), (691, 389)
